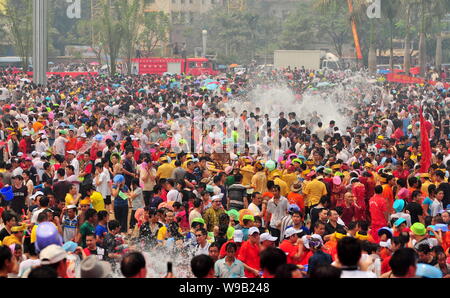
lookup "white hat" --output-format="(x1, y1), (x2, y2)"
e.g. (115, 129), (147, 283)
(39, 244), (67, 265)
(260, 233), (277, 242)
(30, 191), (44, 201)
(67, 205), (77, 209)
(284, 227), (303, 238)
(211, 193), (224, 201)
(40, 152), (48, 157)
(80, 255), (112, 278)
(31, 151), (38, 157)
(41, 135), (48, 139)
(303, 234), (324, 249)
(248, 227), (260, 236)
(67, 150), (77, 155)
(233, 230), (244, 243)
(80, 133), (87, 138)
(17, 152), (23, 157)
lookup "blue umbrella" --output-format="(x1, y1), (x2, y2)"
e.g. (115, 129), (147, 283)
(170, 81), (181, 89)
(316, 82), (331, 88)
(206, 83), (219, 90)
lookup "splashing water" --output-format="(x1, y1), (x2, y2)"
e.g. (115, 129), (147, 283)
(225, 72), (382, 131)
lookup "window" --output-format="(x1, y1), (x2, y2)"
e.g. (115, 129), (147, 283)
(189, 62), (197, 68)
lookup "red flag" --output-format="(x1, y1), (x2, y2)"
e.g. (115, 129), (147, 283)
(419, 106), (432, 173)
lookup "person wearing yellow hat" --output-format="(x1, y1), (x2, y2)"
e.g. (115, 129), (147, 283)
(251, 162), (268, 194)
(240, 161), (255, 187)
(2, 224), (27, 246)
(156, 155), (175, 179)
(420, 173), (432, 197)
(273, 172), (289, 197)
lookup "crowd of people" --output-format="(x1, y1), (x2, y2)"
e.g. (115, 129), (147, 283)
(0, 65), (449, 278)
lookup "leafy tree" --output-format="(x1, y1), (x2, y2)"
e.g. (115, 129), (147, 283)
(139, 11), (171, 56)
(0, 0), (32, 69)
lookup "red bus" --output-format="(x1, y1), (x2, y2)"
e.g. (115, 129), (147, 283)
(131, 57), (219, 76)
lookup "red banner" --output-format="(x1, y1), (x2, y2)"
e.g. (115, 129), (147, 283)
(386, 73), (425, 84)
(419, 106), (432, 173)
(10, 71), (98, 77)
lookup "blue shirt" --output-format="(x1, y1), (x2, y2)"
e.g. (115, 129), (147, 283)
(113, 185), (129, 207)
(95, 224), (108, 238)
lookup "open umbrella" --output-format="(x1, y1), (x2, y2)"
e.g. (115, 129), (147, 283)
(316, 82), (331, 88)
(229, 64), (239, 68)
(90, 62), (100, 66)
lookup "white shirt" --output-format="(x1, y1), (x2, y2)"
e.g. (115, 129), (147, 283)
(340, 270), (377, 278)
(267, 197), (289, 229)
(430, 199), (444, 217)
(195, 242), (211, 256)
(95, 168), (110, 198)
(53, 136), (68, 155)
(70, 158), (80, 177)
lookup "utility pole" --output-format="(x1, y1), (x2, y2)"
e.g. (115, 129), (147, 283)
(33, 0), (48, 86)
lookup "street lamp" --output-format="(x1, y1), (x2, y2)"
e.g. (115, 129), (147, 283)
(202, 29), (208, 58)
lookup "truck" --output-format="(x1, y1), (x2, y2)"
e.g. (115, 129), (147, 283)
(131, 57), (219, 76)
(273, 50), (341, 71)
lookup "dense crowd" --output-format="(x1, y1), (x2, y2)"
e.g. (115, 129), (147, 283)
(0, 65), (449, 278)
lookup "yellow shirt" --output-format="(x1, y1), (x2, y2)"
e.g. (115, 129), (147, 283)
(65, 193), (75, 206)
(157, 163), (175, 179)
(282, 172), (298, 190)
(303, 179), (327, 207)
(274, 177), (289, 197)
(90, 191), (106, 212)
(268, 169), (282, 181)
(2, 234), (21, 246)
(251, 171), (268, 194)
(240, 165), (255, 186)
(156, 224), (182, 241)
(421, 180), (432, 197)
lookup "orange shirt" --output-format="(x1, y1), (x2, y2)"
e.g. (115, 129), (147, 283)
(65, 137), (77, 152)
(382, 184), (394, 213)
(33, 121), (44, 133)
(237, 240), (260, 278)
(287, 192), (304, 211)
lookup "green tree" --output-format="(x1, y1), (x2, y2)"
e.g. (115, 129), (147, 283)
(430, 0), (450, 72)
(381, 0), (401, 70)
(313, 1), (352, 59)
(99, 0), (124, 75)
(139, 11), (171, 56)
(1, 0), (32, 69)
(117, 0), (142, 75)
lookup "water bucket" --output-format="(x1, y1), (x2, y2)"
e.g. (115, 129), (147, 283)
(0, 186), (14, 201)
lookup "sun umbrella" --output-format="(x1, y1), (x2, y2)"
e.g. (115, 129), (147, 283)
(90, 62), (100, 66)
(229, 64), (239, 68)
(316, 82), (331, 88)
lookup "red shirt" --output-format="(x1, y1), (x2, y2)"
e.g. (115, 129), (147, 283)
(237, 240), (260, 278)
(279, 239), (301, 265)
(369, 194), (387, 227)
(219, 240), (241, 259)
(381, 255), (392, 274)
